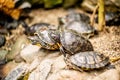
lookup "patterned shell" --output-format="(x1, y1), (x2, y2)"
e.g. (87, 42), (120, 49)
(34, 27), (60, 50)
(59, 11), (95, 38)
(60, 29), (94, 54)
(68, 51), (110, 70)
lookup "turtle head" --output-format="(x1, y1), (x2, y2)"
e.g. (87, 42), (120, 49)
(28, 36), (41, 46)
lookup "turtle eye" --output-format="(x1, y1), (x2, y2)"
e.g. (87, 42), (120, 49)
(51, 33), (60, 42)
(34, 32), (39, 36)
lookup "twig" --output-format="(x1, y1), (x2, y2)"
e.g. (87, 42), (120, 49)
(90, 4), (99, 26)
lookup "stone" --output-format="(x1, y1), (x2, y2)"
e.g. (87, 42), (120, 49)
(28, 59), (53, 80)
(0, 50), (8, 65)
(51, 55), (66, 73)
(20, 44), (40, 63)
(47, 70), (89, 80)
(28, 58), (40, 72)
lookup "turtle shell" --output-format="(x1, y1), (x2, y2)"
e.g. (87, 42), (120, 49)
(60, 29), (94, 54)
(64, 21), (94, 36)
(67, 51), (110, 70)
(59, 11), (90, 25)
(22, 22), (50, 35)
(33, 27), (60, 50)
(59, 12), (95, 38)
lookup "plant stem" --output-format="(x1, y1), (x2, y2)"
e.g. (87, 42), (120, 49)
(98, 0), (105, 31)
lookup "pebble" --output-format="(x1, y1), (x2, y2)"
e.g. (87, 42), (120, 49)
(0, 50), (8, 65)
(47, 70), (89, 80)
(28, 58), (40, 72)
(20, 44), (40, 63)
(51, 55), (66, 73)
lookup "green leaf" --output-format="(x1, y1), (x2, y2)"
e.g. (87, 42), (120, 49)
(44, 0), (63, 8)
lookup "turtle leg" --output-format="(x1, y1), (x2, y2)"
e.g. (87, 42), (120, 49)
(85, 32), (95, 39)
(57, 43), (67, 57)
(59, 46), (67, 57)
(110, 57), (120, 62)
(106, 63), (115, 69)
(106, 57), (120, 69)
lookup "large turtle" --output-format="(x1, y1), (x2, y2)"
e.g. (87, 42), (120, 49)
(59, 29), (94, 56)
(28, 24), (60, 50)
(58, 11), (95, 38)
(64, 51), (114, 71)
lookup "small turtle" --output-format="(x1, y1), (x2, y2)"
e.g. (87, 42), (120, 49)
(28, 25), (60, 50)
(64, 51), (113, 71)
(59, 11), (95, 38)
(60, 29), (94, 55)
(59, 11), (90, 25)
(20, 22), (50, 35)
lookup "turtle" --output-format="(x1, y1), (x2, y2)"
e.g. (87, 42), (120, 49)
(20, 21), (50, 35)
(63, 51), (114, 71)
(59, 29), (94, 56)
(95, 12), (120, 26)
(28, 24), (60, 50)
(59, 10), (90, 25)
(58, 11), (95, 38)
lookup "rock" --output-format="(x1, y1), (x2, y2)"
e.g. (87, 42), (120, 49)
(47, 70), (90, 80)
(92, 69), (120, 80)
(20, 44), (40, 63)
(6, 35), (29, 61)
(38, 59), (53, 80)
(28, 58), (40, 72)
(36, 49), (60, 61)
(28, 59), (53, 80)
(0, 50), (8, 65)
(52, 55), (66, 73)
